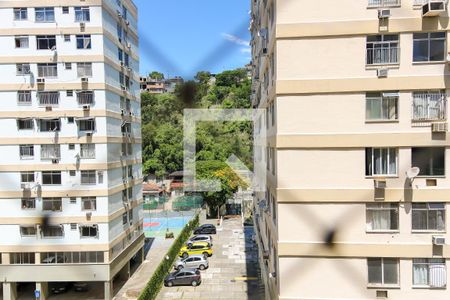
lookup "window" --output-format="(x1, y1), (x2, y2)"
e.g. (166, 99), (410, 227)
(98, 171), (103, 184)
(21, 198), (35, 209)
(36, 35), (56, 50)
(412, 147), (445, 176)
(127, 165), (133, 178)
(39, 118), (60, 132)
(17, 118), (33, 130)
(412, 203), (445, 231)
(68, 144), (75, 150)
(17, 91), (31, 105)
(37, 63), (57, 77)
(76, 35), (91, 49)
(365, 148), (398, 176)
(80, 144), (95, 158)
(124, 53), (129, 67)
(77, 91), (94, 105)
(413, 32), (446, 62)
(118, 48), (123, 63)
(37, 92), (59, 106)
(19, 145), (34, 159)
(128, 186), (133, 199)
(81, 197), (96, 210)
(366, 92), (398, 121)
(65, 62), (72, 70)
(80, 225), (98, 238)
(62, 7), (69, 14)
(20, 226), (36, 237)
(11, 253), (35, 264)
(78, 118), (95, 132)
(21, 171), (35, 183)
(70, 197), (77, 204)
(35, 7), (55, 22)
(412, 91), (446, 121)
(69, 170), (76, 176)
(81, 170), (96, 185)
(41, 144), (61, 160)
(413, 259), (447, 288)
(366, 35), (399, 65)
(42, 198), (62, 211)
(123, 213), (128, 225)
(42, 171), (61, 185)
(67, 90), (74, 97)
(16, 63), (30, 75)
(13, 8), (28, 20)
(74, 7), (90, 22)
(67, 117), (74, 124)
(117, 22), (123, 42)
(41, 225), (64, 238)
(368, 258), (399, 285)
(15, 36), (29, 48)
(122, 6), (128, 20)
(64, 34), (71, 42)
(366, 203), (399, 231)
(129, 209), (133, 223)
(77, 62), (92, 77)
(41, 251), (103, 264)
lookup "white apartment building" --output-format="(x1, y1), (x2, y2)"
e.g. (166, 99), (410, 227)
(0, 1), (143, 299)
(252, 0), (450, 299)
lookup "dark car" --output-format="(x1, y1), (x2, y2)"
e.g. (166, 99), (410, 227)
(164, 268), (201, 287)
(73, 282), (89, 292)
(50, 282), (71, 294)
(193, 224), (216, 235)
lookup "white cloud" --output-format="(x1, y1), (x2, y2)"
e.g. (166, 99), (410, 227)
(222, 33), (249, 46)
(240, 47), (251, 53)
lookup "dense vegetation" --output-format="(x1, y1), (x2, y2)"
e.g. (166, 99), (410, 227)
(141, 68), (252, 215)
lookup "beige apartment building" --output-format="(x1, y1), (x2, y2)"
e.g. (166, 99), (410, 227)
(251, 0), (450, 299)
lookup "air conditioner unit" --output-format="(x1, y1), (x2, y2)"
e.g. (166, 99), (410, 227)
(374, 179), (387, 189)
(378, 9), (391, 19)
(432, 236), (446, 245)
(117, 10), (122, 17)
(121, 109), (125, 116)
(23, 65), (31, 74)
(80, 22), (86, 32)
(377, 68), (388, 78)
(81, 77), (89, 83)
(86, 212), (92, 218)
(37, 78), (45, 84)
(127, 67), (132, 72)
(121, 84), (126, 91)
(422, 0), (446, 17)
(82, 105), (90, 110)
(263, 250), (270, 259)
(45, 106), (52, 111)
(86, 132), (93, 137)
(120, 61), (125, 67)
(432, 122), (447, 133)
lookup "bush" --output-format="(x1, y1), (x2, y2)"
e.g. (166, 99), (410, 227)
(138, 213), (200, 300)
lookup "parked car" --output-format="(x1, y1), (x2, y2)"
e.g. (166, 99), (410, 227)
(193, 224), (216, 235)
(174, 254), (209, 271)
(186, 234), (213, 247)
(50, 282), (71, 294)
(178, 241), (213, 259)
(164, 268), (201, 287)
(73, 282), (89, 292)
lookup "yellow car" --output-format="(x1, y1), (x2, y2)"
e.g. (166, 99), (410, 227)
(179, 241), (213, 259)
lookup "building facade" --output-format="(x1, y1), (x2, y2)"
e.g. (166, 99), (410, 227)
(0, 1), (143, 299)
(251, 0), (450, 299)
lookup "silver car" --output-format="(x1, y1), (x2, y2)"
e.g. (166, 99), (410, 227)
(174, 254), (209, 271)
(186, 235), (213, 247)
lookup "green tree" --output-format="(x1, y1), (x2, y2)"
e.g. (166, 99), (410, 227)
(149, 71), (164, 80)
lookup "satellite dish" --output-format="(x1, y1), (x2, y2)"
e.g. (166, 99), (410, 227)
(406, 167), (420, 180)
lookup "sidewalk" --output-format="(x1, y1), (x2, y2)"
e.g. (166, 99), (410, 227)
(113, 237), (174, 300)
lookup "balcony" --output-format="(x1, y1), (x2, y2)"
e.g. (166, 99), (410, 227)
(366, 47), (399, 65)
(412, 92), (447, 121)
(368, 0), (401, 7)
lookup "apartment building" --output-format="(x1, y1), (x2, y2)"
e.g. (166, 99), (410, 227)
(251, 0), (450, 299)
(0, 1), (143, 299)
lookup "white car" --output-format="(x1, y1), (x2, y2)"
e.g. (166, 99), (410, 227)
(186, 235), (213, 247)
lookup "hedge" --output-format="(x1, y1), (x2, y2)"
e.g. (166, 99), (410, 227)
(138, 213), (200, 300)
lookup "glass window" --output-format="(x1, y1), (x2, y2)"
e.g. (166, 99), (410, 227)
(39, 118), (60, 131)
(366, 203), (399, 231)
(74, 7), (90, 22)
(413, 32), (446, 62)
(42, 171), (61, 185)
(41, 226), (64, 238)
(81, 197), (96, 210)
(41, 144), (61, 160)
(366, 92), (398, 121)
(412, 203), (446, 231)
(17, 91), (31, 105)
(368, 258), (399, 285)
(14, 8), (28, 20)
(15, 36), (29, 48)
(412, 147), (445, 176)
(35, 7), (55, 22)
(365, 148), (398, 176)
(80, 225), (98, 238)
(81, 170), (96, 185)
(20, 171), (35, 183)
(413, 258), (447, 287)
(20, 226), (36, 237)
(123, 213), (128, 224)
(76, 35), (91, 49)
(77, 62), (92, 77)
(36, 35), (56, 50)
(19, 145), (34, 159)
(16, 63), (30, 75)
(78, 119), (95, 132)
(64, 34), (71, 42)
(77, 91), (94, 105)
(17, 118), (33, 130)
(412, 91), (446, 121)
(21, 198), (35, 209)
(11, 253), (35, 264)
(42, 198), (62, 211)
(366, 35), (399, 65)
(37, 63), (58, 77)
(80, 143), (95, 158)
(62, 7), (69, 14)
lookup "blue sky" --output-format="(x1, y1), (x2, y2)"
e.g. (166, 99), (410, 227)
(134, 0), (251, 78)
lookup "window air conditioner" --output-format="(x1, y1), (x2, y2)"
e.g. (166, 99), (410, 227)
(80, 22), (86, 32)
(117, 10), (122, 17)
(37, 78), (45, 84)
(262, 48), (268, 55)
(127, 67), (132, 72)
(432, 122), (447, 133)
(81, 77), (89, 83)
(86, 132), (93, 137)
(82, 105), (90, 110)
(378, 9), (391, 19)
(377, 68), (388, 78)
(121, 84), (126, 91)
(45, 106), (52, 111)
(374, 179), (387, 189)
(432, 236), (446, 245)
(422, 0), (446, 17)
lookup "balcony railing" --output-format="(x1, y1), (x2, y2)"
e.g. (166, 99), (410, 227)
(366, 47), (399, 65)
(77, 91), (94, 105)
(38, 92), (59, 106)
(412, 93), (447, 121)
(368, 0), (401, 7)
(41, 145), (61, 160)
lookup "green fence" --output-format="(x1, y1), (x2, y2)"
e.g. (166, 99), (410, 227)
(172, 195), (203, 211)
(138, 213), (200, 300)
(143, 195), (169, 210)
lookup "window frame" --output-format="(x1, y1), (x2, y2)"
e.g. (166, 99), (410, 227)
(74, 7), (90, 22)
(366, 203), (399, 232)
(19, 145), (34, 159)
(81, 197), (97, 211)
(412, 203), (446, 232)
(35, 7), (55, 23)
(80, 170), (96, 185)
(79, 224), (98, 238)
(20, 171), (35, 183)
(413, 32), (446, 63)
(21, 198), (36, 210)
(411, 147), (445, 177)
(366, 92), (399, 122)
(76, 62), (93, 77)
(365, 148), (398, 177)
(15, 36), (29, 49)
(13, 8), (28, 21)
(42, 197), (62, 212)
(76, 34), (92, 49)
(412, 258), (447, 288)
(36, 35), (56, 50)
(367, 257), (400, 287)
(366, 34), (400, 65)
(16, 63), (30, 75)
(20, 225), (37, 237)
(41, 171), (62, 185)
(17, 91), (32, 105)
(412, 91), (447, 122)
(41, 225), (64, 238)
(17, 118), (34, 130)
